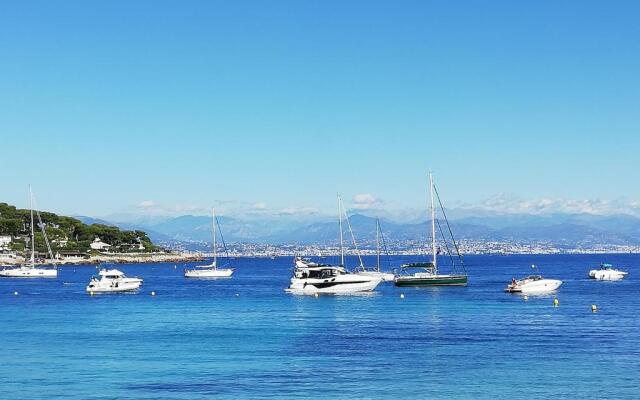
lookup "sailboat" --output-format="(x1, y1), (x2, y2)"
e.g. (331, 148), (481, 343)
(184, 208), (234, 278)
(0, 186), (57, 278)
(394, 172), (468, 287)
(352, 216), (395, 282)
(284, 196), (382, 294)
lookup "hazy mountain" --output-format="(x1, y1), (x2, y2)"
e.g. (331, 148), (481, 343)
(81, 211), (640, 248)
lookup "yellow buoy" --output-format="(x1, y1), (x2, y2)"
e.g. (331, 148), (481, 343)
(591, 304), (597, 313)
(400, 293), (405, 299)
(553, 298), (559, 307)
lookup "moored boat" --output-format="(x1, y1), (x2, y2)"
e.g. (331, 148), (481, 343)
(589, 263), (628, 280)
(184, 208), (234, 278)
(86, 268), (143, 293)
(285, 257), (382, 295)
(394, 172), (468, 287)
(504, 275), (562, 294)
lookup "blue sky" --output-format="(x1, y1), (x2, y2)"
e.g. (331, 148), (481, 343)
(1, 1), (639, 218)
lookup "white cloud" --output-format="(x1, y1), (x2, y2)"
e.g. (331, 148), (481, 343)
(278, 206), (320, 216)
(351, 193), (382, 210)
(252, 202), (267, 210)
(458, 193), (640, 216)
(137, 200), (156, 209)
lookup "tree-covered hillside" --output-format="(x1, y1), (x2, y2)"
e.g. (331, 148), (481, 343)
(0, 203), (160, 254)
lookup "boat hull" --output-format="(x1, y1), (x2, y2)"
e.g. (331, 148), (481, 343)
(355, 271), (396, 282)
(184, 268), (234, 278)
(505, 279), (562, 294)
(286, 276), (382, 295)
(0, 267), (57, 278)
(395, 274), (468, 287)
(589, 270), (627, 281)
(86, 279), (143, 293)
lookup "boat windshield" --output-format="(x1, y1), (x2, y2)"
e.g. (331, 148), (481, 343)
(308, 269), (338, 279)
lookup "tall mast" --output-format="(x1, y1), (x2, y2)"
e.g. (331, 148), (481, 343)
(429, 171), (437, 273)
(212, 207), (217, 268)
(376, 219), (381, 272)
(337, 195), (344, 266)
(29, 185), (35, 265)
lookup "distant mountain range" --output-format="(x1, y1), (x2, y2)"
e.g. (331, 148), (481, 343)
(74, 211), (640, 249)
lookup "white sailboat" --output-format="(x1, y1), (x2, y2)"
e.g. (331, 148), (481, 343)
(351, 213), (395, 282)
(394, 172), (468, 286)
(0, 186), (57, 278)
(184, 208), (234, 278)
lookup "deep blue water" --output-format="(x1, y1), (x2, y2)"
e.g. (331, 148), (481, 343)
(0, 254), (638, 399)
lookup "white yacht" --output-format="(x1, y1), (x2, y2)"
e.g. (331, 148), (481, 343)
(0, 186), (57, 278)
(285, 257), (382, 295)
(589, 263), (628, 281)
(86, 268), (143, 293)
(184, 208), (234, 278)
(505, 266), (562, 294)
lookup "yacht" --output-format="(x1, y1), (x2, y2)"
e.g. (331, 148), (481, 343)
(86, 268), (143, 293)
(394, 172), (468, 287)
(184, 208), (234, 278)
(505, 266), (562, 294)
(589, 263), (628, 281)
(285, 257), (382, 295)
(0, 186), (57, 278)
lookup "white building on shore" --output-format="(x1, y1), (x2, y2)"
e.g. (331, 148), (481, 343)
(90, 237), (112, 251)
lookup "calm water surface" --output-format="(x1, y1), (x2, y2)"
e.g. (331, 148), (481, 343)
(1, 254), (638, 399)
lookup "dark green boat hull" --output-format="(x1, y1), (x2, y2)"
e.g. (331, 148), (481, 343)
(394, 275), (468, 287)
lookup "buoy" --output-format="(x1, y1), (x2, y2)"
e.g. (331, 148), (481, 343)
(235, 293), (239, 297)
(90, 291), (94, 296)
(400, 293), (405, 299)
(13, 291), (18, 296)
(523, 295), (528, 301)
(314, 293), (319, 298)
(151, 291), (156, 296)
(174, 265), (177, 269)
(553, 298), (559, 307)
(591, 304), (597, 313)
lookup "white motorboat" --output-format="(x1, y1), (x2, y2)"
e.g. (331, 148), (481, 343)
(184, 208), (234, 278)
(589, 263), (628, 281)
(0, 186), (58, 278)
(86, 268), (143, 293)
(505, 273), (562, 294)
(285, 257), (382, 295)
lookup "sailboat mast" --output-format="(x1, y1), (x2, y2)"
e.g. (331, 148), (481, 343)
(376, 219), (381, 272)
(29, 185), (35, 265)
(212, 208), (217, 268)
(337, 195), (344, 266)
(429, 171), (437, 272)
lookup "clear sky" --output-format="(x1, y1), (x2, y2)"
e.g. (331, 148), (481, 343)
(1, 1), (639, 218)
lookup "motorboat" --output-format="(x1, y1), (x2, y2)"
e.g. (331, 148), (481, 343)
(394, 172), (468, 287)
(86, 268), (143, 293)
(505, 275), (562, 294)
(0, 186), (58, 278)
(285, 257), (382, 295)
(589, 263), (628, 281)
(184, 208), (234, 278)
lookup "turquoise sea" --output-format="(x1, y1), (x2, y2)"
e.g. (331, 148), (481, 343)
(0, 254), (638, 399)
